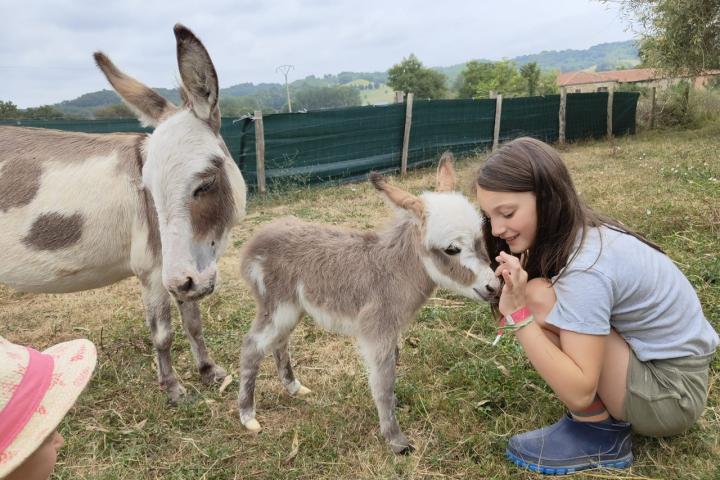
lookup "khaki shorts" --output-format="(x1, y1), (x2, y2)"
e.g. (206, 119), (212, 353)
(624, 350), (715, 437)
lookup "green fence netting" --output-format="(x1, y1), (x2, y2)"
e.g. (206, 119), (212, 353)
(406, 99), (496, 170)
(236, 103), (407, 188)
(500, 95), (561, 143)
(1, 92), (639, 190)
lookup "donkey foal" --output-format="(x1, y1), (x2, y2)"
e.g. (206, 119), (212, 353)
(238, 154), (498, 454)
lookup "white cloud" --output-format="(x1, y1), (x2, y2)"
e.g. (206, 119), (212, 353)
(0, 0), (633, 107)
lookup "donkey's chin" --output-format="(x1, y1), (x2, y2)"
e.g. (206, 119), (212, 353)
(175, 285), (215, 302)
(472, 287), (495, 303)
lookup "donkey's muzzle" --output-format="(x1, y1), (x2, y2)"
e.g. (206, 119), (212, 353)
(166, 272), (216, 301)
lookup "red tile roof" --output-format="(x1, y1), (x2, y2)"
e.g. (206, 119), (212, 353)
(557, 68), (720, 86)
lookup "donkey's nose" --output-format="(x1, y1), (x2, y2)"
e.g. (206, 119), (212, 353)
(178, 277), (194, 293)
(485, 284), (496, 294)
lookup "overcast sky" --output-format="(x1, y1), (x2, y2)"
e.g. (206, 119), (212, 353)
(1, 0), (635, 108)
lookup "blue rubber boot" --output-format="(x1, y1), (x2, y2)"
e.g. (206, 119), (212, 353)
(506, 413), (633, 475)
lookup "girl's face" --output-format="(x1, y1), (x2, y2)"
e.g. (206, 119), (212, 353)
(476, 189), (538, 254)
(6, 431), (64, 480)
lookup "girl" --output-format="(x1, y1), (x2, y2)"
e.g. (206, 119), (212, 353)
(0, 336), (97, 480)
(475, 137), (718, 475)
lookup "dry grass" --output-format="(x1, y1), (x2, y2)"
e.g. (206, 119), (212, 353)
(2, 123), (719, 479)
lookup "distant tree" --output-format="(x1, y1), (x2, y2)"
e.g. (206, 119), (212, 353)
(0, 100), (20, 118)
(458, 60), (525, 98)
(94, 103), (133, 119)
(21, 105), (64, 119)
(293, 86), (362, 111)
(387, 54), (447, 99)
(220, 96), (261, 116)
(609, 0), (720, 76)
(490, 61), (525, 97)
(456, 61), (495, 98)
(538, 71), (560, 95)
(520, 62), (541, 96)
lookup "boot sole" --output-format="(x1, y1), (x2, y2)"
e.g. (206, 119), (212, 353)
(506, 449), (633, 475)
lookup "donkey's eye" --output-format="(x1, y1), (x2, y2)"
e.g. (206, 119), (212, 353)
(193, 178), (216, 198)
(444, 246), (461, 256)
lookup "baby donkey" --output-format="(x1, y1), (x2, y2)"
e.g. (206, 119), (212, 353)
(238, 153), (499, 454)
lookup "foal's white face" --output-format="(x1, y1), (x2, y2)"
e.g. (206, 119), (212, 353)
(144, 111), (239, 301)
(371, 152), (500, 302)
(420, 192), (499, 301)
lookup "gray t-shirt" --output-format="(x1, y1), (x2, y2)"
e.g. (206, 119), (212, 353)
(546, 226), (719, 361)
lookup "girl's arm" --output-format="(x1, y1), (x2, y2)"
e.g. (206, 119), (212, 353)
(496, 251), (605, 410)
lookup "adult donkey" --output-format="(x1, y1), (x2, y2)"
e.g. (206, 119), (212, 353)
(0, 24), (246, 403)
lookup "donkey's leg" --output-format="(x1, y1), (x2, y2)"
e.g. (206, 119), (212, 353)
(273, 337), (311, 397)
(140, 279), (186, 404)
(238, 318), (265, 432)
(176, 300), (227, 385)
(358, 335), (412, 455)
(239, 302), (302, 432)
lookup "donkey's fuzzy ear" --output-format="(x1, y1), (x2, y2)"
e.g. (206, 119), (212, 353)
(94, 52), (177, 127)
(174, 24), (220, 132)
(369, 172), (424, 220)
(436, 151), (456, 192)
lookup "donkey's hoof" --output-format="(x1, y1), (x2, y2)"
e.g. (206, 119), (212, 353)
(243, 418), (262, 432)
(295, 385), (312, 397)
(390, 442), (415, 455)
(166, 383), (187, 405)
(288, 380), (312, 397)
(201, 364), (228, 385)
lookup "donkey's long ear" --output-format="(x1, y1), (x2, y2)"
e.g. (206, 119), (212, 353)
(369, 172), (424, 220)
(436, 151), (456, 192)
(94, 53), (177, 128)
(174, 24), (220, 132)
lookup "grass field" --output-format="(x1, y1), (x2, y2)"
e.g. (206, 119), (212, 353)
(2, 124), (719, 479)
(360, 84), (395, 105)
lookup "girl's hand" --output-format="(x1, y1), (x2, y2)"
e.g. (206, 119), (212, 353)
(495, 251), (528, 316)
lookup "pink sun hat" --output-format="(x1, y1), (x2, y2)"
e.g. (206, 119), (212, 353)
(0, 336), (97, 477)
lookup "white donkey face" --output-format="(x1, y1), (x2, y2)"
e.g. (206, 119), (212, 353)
(371, 152), (499, 302)
(144, 112), (241, 301)
(419, 192), (499, 301)
(95, 24), (246, 301)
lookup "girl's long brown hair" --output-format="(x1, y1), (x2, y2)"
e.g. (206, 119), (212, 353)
(476, 137), (663, 282)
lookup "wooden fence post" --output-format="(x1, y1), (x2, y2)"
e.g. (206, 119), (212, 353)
(650, 86), (656, 129)
(400, 92), (414, 176)
(254, 110), (266, 195)
(559, 87), (567, 145)
(607, 84), (614, 138)
(493, 94), (503, 150)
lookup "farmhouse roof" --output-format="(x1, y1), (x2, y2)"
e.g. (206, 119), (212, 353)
(557, 68), (720, 87)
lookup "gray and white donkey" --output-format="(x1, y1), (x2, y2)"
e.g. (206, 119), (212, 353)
(0, 24), (246, 403)
(238, 153), (498, 454)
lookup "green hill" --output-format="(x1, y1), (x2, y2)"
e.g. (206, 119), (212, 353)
(48, 40), (639, 117)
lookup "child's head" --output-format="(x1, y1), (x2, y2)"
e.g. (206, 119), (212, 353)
(475, 137), (586, 279)
(0, 336), (97, 480)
